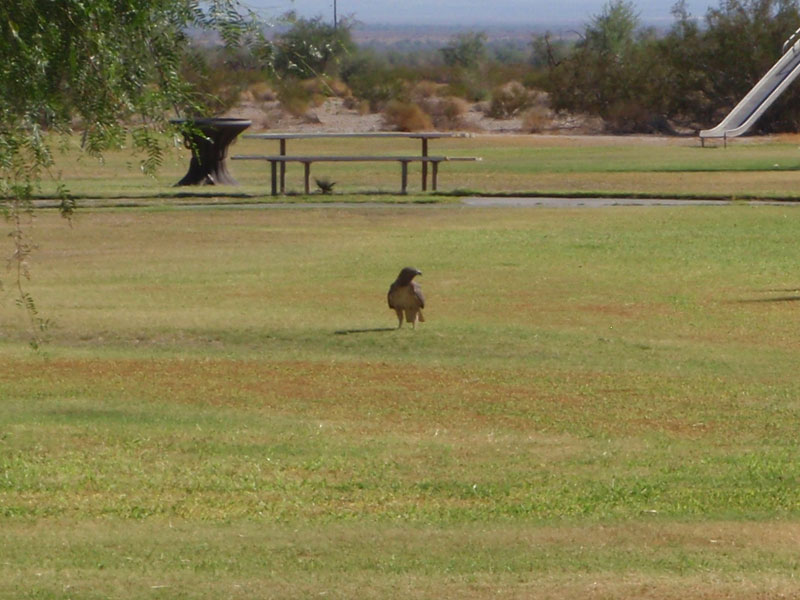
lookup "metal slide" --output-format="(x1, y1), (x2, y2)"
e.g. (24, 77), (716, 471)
(700, 27), (800, 140)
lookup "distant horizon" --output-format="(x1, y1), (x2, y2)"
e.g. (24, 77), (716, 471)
(247, 0), (719, 27)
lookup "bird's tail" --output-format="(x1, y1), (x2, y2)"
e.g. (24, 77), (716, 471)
(418, 310), (425, 322)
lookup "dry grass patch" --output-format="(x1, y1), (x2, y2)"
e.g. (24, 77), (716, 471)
(4, 353), (800, 524)
(4, 519), (800, 599)
(0, 356), (780, 440)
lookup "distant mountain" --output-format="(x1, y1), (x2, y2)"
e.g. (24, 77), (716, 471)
(254, 0), (715, 26)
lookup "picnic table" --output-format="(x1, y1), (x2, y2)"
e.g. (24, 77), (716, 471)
(239, 131), (474, 194)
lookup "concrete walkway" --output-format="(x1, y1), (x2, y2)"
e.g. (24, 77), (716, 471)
(459, 197), (800, 207)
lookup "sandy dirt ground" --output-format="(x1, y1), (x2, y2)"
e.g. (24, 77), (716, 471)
(222, 96), (800, 149)
(222, 96), (603, 135)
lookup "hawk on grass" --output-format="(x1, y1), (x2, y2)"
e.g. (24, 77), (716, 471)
(388, 267), (425, 329)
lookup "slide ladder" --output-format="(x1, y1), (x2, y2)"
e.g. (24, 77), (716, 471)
(700, 26), (800, 142)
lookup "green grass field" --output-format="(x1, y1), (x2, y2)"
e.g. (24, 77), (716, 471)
(5, 135), (800, 598)
(32, 132), (800, 201)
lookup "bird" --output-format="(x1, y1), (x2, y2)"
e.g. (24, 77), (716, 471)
(387, 267), (425, 329)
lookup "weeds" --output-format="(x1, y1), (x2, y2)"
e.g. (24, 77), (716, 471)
(314, 176), (336, 194)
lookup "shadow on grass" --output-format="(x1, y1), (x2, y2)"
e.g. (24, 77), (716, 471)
(335, 327), (396, 335)
(736, 294), (800, 303)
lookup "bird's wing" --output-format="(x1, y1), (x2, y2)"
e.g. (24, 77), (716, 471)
(387, 282), (398, 308)
(412, 281), (425, 308)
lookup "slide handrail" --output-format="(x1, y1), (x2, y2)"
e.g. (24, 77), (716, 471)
(783, 26), (800, 53)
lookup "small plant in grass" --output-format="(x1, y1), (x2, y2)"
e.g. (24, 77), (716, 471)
(314, 177), (336, 194)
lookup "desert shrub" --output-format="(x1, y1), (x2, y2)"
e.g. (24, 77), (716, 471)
(276, 80), (312, 116)
(437, 31), (493, 103)
(383, 101), (433, 131)
(341, 51), (409, 111)
(301, 77), (351, 98)
(348, 69), (407, 111)
(444, 74), (490, 103)
(662, 0), (800, 131)
(416, 96), (469, 129)
(179, 41), (275, 116)
(436, 96), (469, 128)
(238, 88), (255, 103)
(273, 16), (354, 79)
(406, 80), (467, 129)
(440, 32), (487, 69)
(522, 105), (553, 133)
(310, 93), (326, 108)
(544, 1), (666, 132)
(343, 95), (371, 114)
(328, 78), (351, 97)
(411, 80), (445, 100)
(604, 99), (672, 133)
(248, 82), (276, 102)
(488, 81), (534, 118)
(179, 50), (244, 115)
(540, 0), (800, 133)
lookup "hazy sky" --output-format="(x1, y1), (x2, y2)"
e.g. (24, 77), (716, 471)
(248, 0), (718, 25)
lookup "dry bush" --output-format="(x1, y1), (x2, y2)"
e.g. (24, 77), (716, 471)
(328, 79), (351, 97)
(382, 101), (433, 131)
(276, 79), (334, 117)
(604, 100), (658, 133)
(277, 82), (311, 117)
(301, 77), (351, 98)
(488, 81), (535, 118)
(309, 93), (326, 108)
(249, 82), (277, 102)
(342, 95), (359, 110)
(420, 96), (469, 130)
(238, 88), (255, 103)
(522, 105), (553, 133)
(473, 100), (490, 115)
(411, 80), (446, 101)
(437, 96), (469, 128)
(406, 80), (470, 130)
(343, 95), (371, 115)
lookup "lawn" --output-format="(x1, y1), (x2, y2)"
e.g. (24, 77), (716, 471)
(3, 197), (800, 598)
(31, 132), (800, 201)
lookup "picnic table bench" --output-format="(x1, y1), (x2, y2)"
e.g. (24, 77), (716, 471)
(234, 131), (480, 195)
(232, 154), (479, 195)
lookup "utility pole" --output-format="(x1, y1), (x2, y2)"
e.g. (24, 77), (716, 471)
(333, 0), (338, 29)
